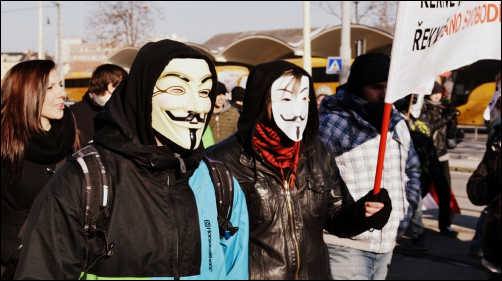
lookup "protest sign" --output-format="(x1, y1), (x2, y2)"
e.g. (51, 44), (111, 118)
(374, 1), (501, 194)
(386, 1), (501, 103)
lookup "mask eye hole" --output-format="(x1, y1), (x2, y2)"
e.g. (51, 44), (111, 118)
(167, 87), (185, 95)
(199, 90), (210, 98)
(281, 98), (291, 102)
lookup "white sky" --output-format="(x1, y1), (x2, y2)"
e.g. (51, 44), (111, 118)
(1, 1), (349, 56)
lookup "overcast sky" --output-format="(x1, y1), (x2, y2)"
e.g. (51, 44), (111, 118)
(1, 1), (349, 55)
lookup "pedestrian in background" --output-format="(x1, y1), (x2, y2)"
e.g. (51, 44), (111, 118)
(318, 53), (421, 280)
(1, 60), (80, 279)
(467, 107), (500, 280)
(208, 82), (240, 143)
(419, 82), (459, 237)
(316, 84), (333, 109)
(230, 86), (245, 114)
(470, 71), (501, 259)
(70, 64), (128, 144)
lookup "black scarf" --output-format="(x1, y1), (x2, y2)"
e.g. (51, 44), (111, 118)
(343, 92), (386, 132)
(25, 106), (75, 164)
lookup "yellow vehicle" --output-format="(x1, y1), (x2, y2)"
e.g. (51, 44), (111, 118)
(64, 73), (92, 102)
(450, 60), (500, 126)
(215, 65), (249, 91)
(283, 57), (341, 94)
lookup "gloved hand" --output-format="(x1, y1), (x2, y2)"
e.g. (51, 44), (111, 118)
(357, 189), (392, 230)
(445, 108), (458, 121)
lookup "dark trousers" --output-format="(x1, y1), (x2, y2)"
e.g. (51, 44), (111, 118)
(435, 160), (453, 228)
(421, 160), (452, 228)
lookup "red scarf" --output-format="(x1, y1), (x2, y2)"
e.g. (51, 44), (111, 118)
(253, 122), (301, 189)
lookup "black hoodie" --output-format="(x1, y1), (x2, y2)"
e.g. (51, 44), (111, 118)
(14, 40), (222, 279)
(237, 60), (318, 159)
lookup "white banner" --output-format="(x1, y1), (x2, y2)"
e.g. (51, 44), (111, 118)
(385, 1), (501, 103)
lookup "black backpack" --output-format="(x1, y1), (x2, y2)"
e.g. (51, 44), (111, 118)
(69, 145), (238, 280)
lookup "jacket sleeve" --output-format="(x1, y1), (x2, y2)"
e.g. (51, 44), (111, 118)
(467, 150), (501, 206)
(220, 178), (249, 280)
(14, 163), (87, 280)
(398, 140), (422, 236)
(428, 109), (456, 135)
(323, 148), (372, 238)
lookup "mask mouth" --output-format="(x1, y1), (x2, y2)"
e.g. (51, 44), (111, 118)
(280, 114), (306, 122)
(165, 111), (206, 124)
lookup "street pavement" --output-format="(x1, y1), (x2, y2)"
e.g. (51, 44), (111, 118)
(387, 132), (492, 280)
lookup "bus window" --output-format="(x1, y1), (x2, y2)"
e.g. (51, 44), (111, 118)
(215, 66), (249, 93)
(64, 74), (92, 102)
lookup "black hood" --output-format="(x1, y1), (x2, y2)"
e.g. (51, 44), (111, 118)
(237, 60), (318, 156)
(93, 39), (218, 170)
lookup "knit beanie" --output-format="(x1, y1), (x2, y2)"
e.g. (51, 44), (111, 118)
(217, 82), (228, 95)
(231, 86), (245, 102)
(347, 53), (390, 97)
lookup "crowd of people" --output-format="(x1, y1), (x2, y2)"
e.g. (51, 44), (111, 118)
(1, 39), (500, 280)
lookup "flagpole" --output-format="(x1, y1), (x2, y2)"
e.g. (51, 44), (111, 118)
(373, 103), (393, 195)
(373, 2), (407, 195)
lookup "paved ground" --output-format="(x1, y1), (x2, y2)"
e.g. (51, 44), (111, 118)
(386, 132), (493, 280)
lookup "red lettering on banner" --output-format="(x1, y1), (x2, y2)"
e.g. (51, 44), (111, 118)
(475, 6), (480, 24)
(480, 4), (486, 23)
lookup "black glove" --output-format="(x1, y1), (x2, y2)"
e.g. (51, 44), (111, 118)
(357, 189), (393, 230)
(445, 108), (457, 121)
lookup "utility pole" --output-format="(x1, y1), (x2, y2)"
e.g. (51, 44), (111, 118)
(339, 1), (351, 84)
(303, 1), (312, 76)
(38, 1), (45, 59)
(56, 1), (63, 89)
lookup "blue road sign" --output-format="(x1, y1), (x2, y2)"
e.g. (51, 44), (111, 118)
(326, 57), (342, 74)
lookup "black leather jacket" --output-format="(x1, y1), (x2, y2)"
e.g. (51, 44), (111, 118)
(208, 135), (370, 280)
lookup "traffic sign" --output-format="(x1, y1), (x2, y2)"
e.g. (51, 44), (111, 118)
(326, 57), (342, 74)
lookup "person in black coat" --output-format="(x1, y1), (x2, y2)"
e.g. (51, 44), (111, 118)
(1, 60), (80, 279)
(70, 64), (127, 144)
(207, 61), (392, 280)
(419, 82), (459, 237)
(467, 117), (501, 280)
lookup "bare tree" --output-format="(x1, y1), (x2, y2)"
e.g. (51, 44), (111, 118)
(371, 1), (398, 28)
(86, 1), (164, 47)
(315, 1), (397, 27)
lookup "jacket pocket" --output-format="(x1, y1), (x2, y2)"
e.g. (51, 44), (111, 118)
(240, 180), (272, 224)
(305, 176), (331, 218)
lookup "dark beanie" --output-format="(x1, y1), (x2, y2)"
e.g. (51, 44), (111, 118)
(217, 82), (227, 95)
(231, 86), (245, 102)
(347, 53), (390, 96)
(431, 81), (445, 94)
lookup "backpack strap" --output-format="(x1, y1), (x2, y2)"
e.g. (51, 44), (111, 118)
(69, 145), (114, 280)
(202, 155), (239, 240)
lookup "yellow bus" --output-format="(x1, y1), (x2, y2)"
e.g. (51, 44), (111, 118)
(215, 65), (249, 91)
(450, 60), (500, 126)
(64, 73), (92, 102)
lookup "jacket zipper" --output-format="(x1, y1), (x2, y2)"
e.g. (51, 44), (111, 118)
(284, 180), (301, 280)
(240, 159), (302, 279)
(167, 175), (180, 280)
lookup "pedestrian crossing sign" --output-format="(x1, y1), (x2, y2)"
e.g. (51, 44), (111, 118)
(326, 57), (342, 74)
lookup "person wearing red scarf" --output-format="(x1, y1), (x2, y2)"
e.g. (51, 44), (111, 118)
(207, 61), (392, 280)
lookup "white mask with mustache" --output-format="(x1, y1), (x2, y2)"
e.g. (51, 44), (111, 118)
(271, 75), (310, 142)
(151, 58), (213, 150)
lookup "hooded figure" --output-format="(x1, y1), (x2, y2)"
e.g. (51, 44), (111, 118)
(14, 40), (249, 280)
(207, 61), (392, 280)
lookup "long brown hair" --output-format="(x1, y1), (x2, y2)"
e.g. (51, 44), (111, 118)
(1, 60), (80, 179)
